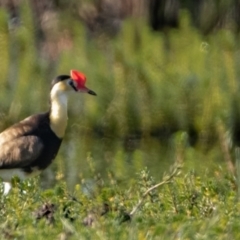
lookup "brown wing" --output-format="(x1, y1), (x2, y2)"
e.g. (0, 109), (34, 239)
(0, 114), (46, 169)
(0, 135), (44, 169)
(0, 116), (37, 146)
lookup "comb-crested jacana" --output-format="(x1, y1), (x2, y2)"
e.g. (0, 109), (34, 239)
(0, 70), (96, 194)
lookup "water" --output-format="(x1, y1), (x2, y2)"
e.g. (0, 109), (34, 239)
(49, 131), (226, 191)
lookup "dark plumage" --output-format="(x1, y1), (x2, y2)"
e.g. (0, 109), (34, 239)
(0, 70), (96, 192)
(0, 112), (61, 172)
(50, 75), (70, 88)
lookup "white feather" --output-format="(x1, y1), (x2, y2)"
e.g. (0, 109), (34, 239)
(2, 182), (12, 195)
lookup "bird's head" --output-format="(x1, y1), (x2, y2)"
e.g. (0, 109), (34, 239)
(51, 70), (96, 96)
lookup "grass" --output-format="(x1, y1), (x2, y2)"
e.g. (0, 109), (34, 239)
(0, 161), (239, 239)
(1, 3), (240, 239)
(0, 10), (239, 140)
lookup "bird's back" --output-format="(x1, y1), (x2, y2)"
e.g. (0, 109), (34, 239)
(0, 112), (62, 180)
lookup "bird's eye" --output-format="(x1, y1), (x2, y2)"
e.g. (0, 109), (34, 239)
(68, 79), (78, 91)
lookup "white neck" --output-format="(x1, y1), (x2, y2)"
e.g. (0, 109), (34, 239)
(49, 86), (68, 138)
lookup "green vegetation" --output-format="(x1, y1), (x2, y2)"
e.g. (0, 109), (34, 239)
(0, 2), (240, 239)
(0, 10), (239, 140)
(0, 161), (239, 239)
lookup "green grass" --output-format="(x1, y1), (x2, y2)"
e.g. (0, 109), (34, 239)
(0, 163), (239, 240)
(1, 3), (240, 239)
(0, 9), (239, 140)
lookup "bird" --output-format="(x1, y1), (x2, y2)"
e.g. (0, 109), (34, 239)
(0, 70), (96, 194)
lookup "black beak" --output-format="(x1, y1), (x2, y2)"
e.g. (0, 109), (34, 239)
(88, 89), (97, 96)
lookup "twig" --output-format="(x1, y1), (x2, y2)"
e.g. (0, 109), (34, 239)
(129, 165), (181, 217)
(216, 120), (235, 176)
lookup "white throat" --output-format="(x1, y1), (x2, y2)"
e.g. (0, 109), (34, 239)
(50, 85), (69, 138)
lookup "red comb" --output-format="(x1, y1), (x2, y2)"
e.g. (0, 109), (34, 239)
(70, 70), (86, 88)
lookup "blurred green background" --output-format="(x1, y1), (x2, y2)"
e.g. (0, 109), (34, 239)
(0, 0), (240, 188)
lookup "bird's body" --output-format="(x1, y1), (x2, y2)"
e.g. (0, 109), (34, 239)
(0, 112), (62, 181)
(0, 70), (96, 191)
